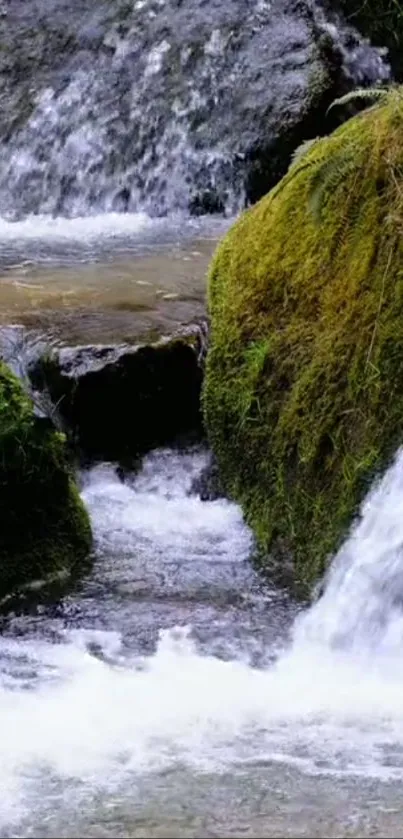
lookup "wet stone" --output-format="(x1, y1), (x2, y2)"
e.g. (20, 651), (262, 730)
(28, 323), (207, 463)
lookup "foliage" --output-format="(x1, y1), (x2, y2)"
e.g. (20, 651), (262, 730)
(0, 362), (92, 597)
(204, 89), (403, 591)
(327, 86), (391, 114)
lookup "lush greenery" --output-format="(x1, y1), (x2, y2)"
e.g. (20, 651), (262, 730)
(204, 88), (403, 589)
(0, 362), (92, 597)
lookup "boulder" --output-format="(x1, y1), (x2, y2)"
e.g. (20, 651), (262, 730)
(29, 324), (207, 463)
(0, 360), (92, 598)
(0, 0), (389, 217)
(204, 89), (403, 589)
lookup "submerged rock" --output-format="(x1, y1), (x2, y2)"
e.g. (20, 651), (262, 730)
(0, 360), (92, 598)
(204, 88), (403, 589)
(29, 324), (207, 462)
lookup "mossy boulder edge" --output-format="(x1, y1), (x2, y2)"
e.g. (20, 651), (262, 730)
(204, 89), (403, 590)
(0, 361), (92, 597)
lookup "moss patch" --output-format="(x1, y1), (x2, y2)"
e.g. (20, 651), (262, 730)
(0, 361), (92, 596)
(204, 88), (403, 591)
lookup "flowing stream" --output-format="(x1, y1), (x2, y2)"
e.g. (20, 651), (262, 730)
(0, 0), (401, 834)
(0, 213), (225, 343)
(2, 443), (403, 837)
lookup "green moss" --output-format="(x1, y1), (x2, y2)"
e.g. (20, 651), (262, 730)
(204, 88), (403, 591)
(0, 361), (92, 596)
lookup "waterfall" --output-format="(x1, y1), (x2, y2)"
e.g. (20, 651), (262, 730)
(0, 0), (390, 220)
(294, 448), (403, 659)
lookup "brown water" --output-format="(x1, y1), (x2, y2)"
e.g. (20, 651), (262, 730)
(0, 238), (215, 345)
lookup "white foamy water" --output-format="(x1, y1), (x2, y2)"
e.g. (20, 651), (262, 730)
(0, 211), (164, 268)
(0, 212), (154, 242)
(82, 450), (254, 581)
(2, 447), (403, 834)
(0, 211), (229, 268)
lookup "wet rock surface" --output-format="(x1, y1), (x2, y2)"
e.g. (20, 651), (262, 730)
(190, 452), (224, 501)
(0, 0), (390, 218)
(29, 323), (207, 462)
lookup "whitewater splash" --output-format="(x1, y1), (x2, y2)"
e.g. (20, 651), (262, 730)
(0, 0), (390, 219)
(2, 447), (403, 833)
(0, 211), (229, 265)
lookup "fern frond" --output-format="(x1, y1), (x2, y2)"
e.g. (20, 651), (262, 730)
(327, 87), (389, 116)
(308, 150), (359, 223)
(271, 151), (327, 205)
(308, 157), (340, 222)
(331, 173), (369, 256)
(289, 137), (320, 168)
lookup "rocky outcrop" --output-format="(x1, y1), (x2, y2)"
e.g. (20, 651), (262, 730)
(29, 323), (207, 463)
(0, 0), (389, 218)
(0, 360), (92, 599)
(204, 89), (403, 590)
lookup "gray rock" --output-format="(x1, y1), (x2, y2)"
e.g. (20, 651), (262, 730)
(0, 0), (390, 218)
(28, 322), (207, 462)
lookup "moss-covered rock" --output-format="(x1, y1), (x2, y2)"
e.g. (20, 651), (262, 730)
(0, 361), (92, 597)
(204, 88), (403, 591)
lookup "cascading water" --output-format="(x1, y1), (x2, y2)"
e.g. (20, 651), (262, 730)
(0, 2), (402, 836)
(295, 447), (403, 657)
(1, 446), (403, 836)
(0, 0), (390, 221)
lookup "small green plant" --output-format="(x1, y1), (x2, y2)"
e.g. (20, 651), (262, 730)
(289, 137), (321, 167)
(327, 86), (392, 115)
